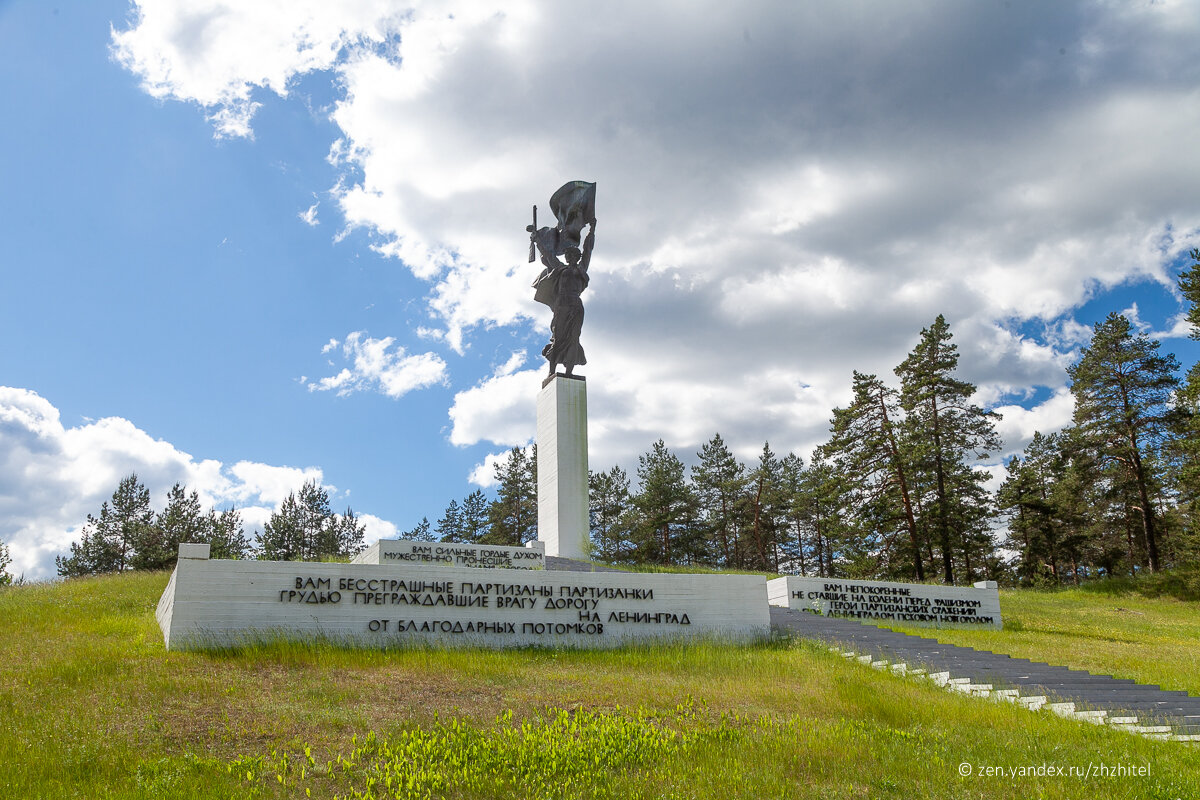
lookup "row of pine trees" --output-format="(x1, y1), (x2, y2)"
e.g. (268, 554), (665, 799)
(54, 479), (366, 577)
(43, 251), (1200, 586)
(423, 313), (1006, 583)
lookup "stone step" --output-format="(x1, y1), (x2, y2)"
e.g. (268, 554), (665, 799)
(948, 683), (993, 693)
(770, 609), (1198, 744)
(1065, 700), (1200, 714)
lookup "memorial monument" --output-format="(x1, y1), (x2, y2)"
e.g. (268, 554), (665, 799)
(528, 181), (596, 561)
(353, 539), (546, 570)
(154, 180), (773, 650)
(152, 180), (1006, 651)
(156, 542), (769, 650)
(768, 576), (1002, 629)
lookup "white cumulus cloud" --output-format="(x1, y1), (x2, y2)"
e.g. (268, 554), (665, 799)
(110, 0), (410, 138)
(992, 388), (1078, 460)
(112, 1), (1200, 477)
(0, 387), (400, 581)
(305, 331), (447, 398)
(467, 450), (510, 489)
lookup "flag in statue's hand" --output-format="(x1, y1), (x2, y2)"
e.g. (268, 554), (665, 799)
(549, 181), (596, 251)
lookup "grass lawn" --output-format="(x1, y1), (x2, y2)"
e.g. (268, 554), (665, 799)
(0, 571), (1196, 799)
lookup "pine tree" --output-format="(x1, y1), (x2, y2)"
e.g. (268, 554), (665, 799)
(775, 453), (809, 574)
(329, 508), (367, 558)
(111, 474), (155, 570)
(135, 483), (208, 570)
(402, 517), (434, 541)
(1080, 455), (1143, 578)
(1170, 248), (1200, 565)
(589, 466), (633, 562)
(486, 447), (538, 546)
(1068, 312), (1178, 572)
(691, 433), (747, 566)
(824, 371), (925, 580)
(896, 315), (1001, 584)
(207, 507), (253, 559)
(942, 460), (997, 583)
(57, 473), (153, 576)
(1004, 430), (1096, 583)
(436, 499), (463, 542)
(460, 490), (490, 543)
(997, 432), (1089, 584)
(257, 480), (355, 561)
(997, 454), (1038, 580)
(299, 483), (336, 558)
(1179, 248), (1200, 333)
(56, 514), (122, 577)
(744, 442), (786, 571)
(631, 440), (698, 565)
(1051, 428), (1115, 579)
(0, 538), (12, 586)
(792, 451), (844, 578)
(258, 492), (305, 561)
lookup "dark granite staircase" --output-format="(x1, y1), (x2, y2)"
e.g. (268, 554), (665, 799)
(770, 606), (1200, 743)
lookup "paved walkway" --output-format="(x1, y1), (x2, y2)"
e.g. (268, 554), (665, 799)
(770, 606), (1200, 742)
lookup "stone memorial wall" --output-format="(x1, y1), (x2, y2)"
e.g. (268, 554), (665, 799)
(353, 539), (546, 570)
(768, 576), (1002, 629)
(157, 544), (770, 650)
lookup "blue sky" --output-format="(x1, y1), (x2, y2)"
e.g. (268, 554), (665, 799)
(2, 0), (1199, 579)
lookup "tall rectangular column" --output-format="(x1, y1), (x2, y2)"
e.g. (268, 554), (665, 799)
(536, 374), (589, 559)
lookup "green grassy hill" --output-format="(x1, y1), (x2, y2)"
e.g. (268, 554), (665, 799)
(1, 572), (1197, 799)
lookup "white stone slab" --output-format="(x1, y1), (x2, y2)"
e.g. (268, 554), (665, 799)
(536, 375), (589, 559)
(157, 547), (770, 650)
(178, 542), (210, 560)
(767, 575), (1002, 629)
(352, 539), (546, 570)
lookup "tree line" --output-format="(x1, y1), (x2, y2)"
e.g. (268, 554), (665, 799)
(55, 477), (365, 576)
(49, 251), (1200, 585)
(998, 254), (1200, 583)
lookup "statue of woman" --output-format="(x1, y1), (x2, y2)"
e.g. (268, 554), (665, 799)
(529, 181), (596, 376)
(534, 226), (593, 375)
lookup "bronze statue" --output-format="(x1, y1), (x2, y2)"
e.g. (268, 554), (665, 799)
(528, 181), (596, 376)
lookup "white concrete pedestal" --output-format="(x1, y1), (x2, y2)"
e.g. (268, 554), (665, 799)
(536, 374), (589, 559)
